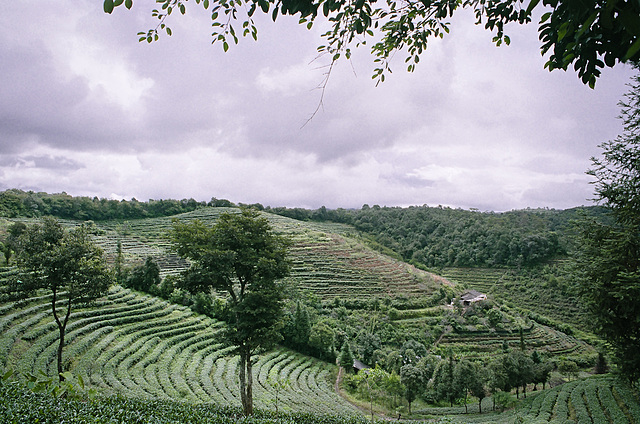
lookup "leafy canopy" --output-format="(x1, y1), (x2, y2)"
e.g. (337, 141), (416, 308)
(15, 217), (112, 379)
(577, 67), (640, 383)
(171, 209), (290, 415)
(104, 0), (638, 87)
(16, 217), (112, 305)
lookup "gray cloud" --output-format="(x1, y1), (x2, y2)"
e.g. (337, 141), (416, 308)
(0, 1), (634, 211)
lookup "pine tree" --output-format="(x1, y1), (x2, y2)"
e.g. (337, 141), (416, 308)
(338, 340), (354, 371)
(578, 67), (640, 384)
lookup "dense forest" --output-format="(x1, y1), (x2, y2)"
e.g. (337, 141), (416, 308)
(0, 189), (235, 221)
(268, 205), (608, 269)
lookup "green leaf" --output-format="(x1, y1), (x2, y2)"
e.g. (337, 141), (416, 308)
(557, 22), (570, 41)
(525, 0), (540, 16)
(60, 372), (73, 382)
(103, 0), (115, 14)
(2, 370), (13, 381)
(204, 0), (210, 7)
(125, 0), (133, 9)
(623, 39), (640, 61)
(539, 11), (552, 23)
(223, 41), (229, 52)
(114, 0), (124, 6)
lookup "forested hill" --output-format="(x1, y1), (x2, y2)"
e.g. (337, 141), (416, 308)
(0, 189), (608, 269)
(0, 189), (234, 220)
(268, 205), (609, 268)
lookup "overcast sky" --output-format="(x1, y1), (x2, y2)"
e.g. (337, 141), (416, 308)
(0, 1), (635, 211)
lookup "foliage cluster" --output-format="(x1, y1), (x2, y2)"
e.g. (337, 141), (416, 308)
(269, 206), (603, 269)
(171, 210), (291, 415)
(0, 378), (370, 424)
(341, 345), (556, 416)
(0, 189), (235, 221)
(106, 0), (638, 88)
(575, 67), (640, 385)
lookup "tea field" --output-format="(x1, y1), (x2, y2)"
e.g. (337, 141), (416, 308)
(0, 209), (638, 423)
(0, 282), (357, 415)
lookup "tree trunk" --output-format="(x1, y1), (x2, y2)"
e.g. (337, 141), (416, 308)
(464, 391), (468, 413)
(238, 347), (254, 416)
(479, 398), (482, 414)
(239, 349), (248, 414)
(52, 290), (72, 382)
(246, 351), (254, 416)
(523, 384), (527, 398)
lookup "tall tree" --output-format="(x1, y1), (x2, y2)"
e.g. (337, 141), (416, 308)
(468, 367), (487, 414)
(114, 240), (124, 284)
(577, 66), (640, 384)
(338, 340), (355, 371)
(15, 217), (112, 380)
(125, 256), (161, 292)
(487, 358), (510, 411)
(433, 351), (463, 407)
(502, 350), (534, 398)
(454, 359), (484, 414)
(400, 363), (424, 414)
(171, 209), (290, 415)
(2, 221), (27, 266)
(106, 0), (637, 88)
(309, 320), (336, 360)
(293, 300), (311, 349)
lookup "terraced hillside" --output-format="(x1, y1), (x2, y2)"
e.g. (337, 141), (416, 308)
(415, 375), (640, 423)
(389, 303), (594, 362)
(438, 266), (587, 330)
(85, 208), (447, 299)
(3, 209), (633, 422)
(0, 282), (356, 415)
(1, 211), (595, 363)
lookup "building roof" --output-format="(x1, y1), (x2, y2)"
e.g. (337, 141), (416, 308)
(353, 359), (370, 371)
(460, 290), (485, 301)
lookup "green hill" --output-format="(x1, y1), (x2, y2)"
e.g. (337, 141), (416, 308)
(0, 207), (638, 423)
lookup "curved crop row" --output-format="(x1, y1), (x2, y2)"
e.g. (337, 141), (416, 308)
(501, 376), (640, 424)
(0, 282), (354, 415)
